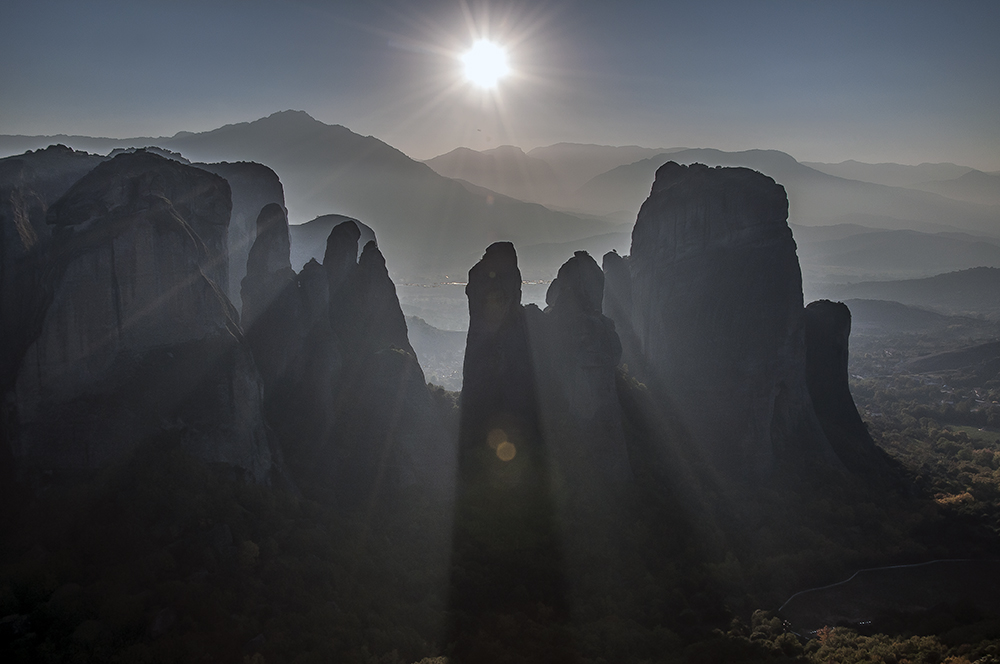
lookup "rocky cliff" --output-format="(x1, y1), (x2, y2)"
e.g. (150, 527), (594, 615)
(0, 146), (107, 394)
(804, 299), (888, 475)
(9, 151), (272, 480)
(197, 161), (285, 310)
(459, 242), (544, 482)
(458, 243), (631, 487)
(241, 214), (454, 499)
(619, 161), (834, 472)
(534, 251), (631, 485)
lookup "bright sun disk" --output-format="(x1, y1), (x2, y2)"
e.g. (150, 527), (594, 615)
(462, 40), (509, 89)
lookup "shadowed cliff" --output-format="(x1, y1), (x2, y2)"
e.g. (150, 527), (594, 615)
(6, 151), (273, 480)
(604, 161), (886, 478)
(241, 210), (455, 502)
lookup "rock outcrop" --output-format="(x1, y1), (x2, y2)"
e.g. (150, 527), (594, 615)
(458, 243), (631, 486)
(601, 250), (641, 374)
(197, 161), (285, 310)
(241, 214), (453, 499)
(9, 151), (272, 480)
(804, 299), (887, 475)
(0, 146), (107, 392)
(615, 161), (834, 472)
(459, 242), (544, 483)
(534, 251), (631, 485)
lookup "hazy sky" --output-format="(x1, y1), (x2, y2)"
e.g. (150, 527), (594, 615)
(2, 0), (999, 169)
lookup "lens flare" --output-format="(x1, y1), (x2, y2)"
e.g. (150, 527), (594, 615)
(496, 441), (517, 462)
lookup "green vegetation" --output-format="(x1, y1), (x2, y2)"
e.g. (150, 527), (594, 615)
(849, 332), (1000, 538)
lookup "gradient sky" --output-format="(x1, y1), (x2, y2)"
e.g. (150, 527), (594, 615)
(2, 0), (999, 169)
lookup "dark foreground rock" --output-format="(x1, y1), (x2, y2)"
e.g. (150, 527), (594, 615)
(0, 145), (107, 395)
(8, 151), (272, 480)
(606, 161), (877, 476)
(241, 214), (454, 499)
(196, 161), (285, 310)
(804, 299), (889, 475)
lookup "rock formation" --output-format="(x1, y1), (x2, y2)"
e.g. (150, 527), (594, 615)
(459, 243), (631, 486)
(459, 242), (544, 483)
(197, 161), (285, 310)
(601, 250), (641, 373)
(241, 214), (454, 499)
(804, 299), (887, 475)
(534, 251), (631, 485)
(0, 145), (107, 393)
(8, 151), (272, 480)
(614, 161), (835, 472)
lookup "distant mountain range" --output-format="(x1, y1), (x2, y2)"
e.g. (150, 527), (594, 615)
(794, 226), (1000, 285)
(0, 112), (616, 283)
(814, 267), (1000, 320)
(566, 148), (1000, 236)
(3, 111), (999, 328)
(423, 145), (567, 206)
(913, 170), (1000, 207)
(844, 299), (1000, 338)
(801, 160), (975, 188)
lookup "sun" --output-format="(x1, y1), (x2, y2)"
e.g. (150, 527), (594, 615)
(461, 40), (510, 89)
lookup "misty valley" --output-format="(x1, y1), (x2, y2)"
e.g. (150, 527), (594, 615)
(1, 114), (1000, 664)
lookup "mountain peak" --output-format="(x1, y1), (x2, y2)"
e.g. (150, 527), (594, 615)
(482, 145), (527, 157)
(264, 109), (320, 123)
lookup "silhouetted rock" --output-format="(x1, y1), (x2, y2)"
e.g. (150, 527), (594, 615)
(288, 213), (375, 271)
(197, 161), (285, 310)
(804, 300), (888, 474)
(0, 145), (108, 484)
(601, 250), (641, 373)
(242, 217), (454, 499)
(10, 151), (272, 480)
(324, 219), (362, 332)
(450, 242), (575, 664)
(47, 149), (232, 293)
(622, 161), (832, 472)
(460, 242), (543, 476)
(459, 244), (631, 486)
(0, 146), (107, 392)
(240, 203), (301, 388)
(536, 251), (631, 484)
(329, 239), (452, 493)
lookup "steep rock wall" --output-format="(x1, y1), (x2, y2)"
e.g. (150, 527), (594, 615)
(625, 162), (832, 471)
(804, 299), (889, 476)
(11, 151), (272, 480)
(197, 161), (285, 310)
(241, 215), (454, 499)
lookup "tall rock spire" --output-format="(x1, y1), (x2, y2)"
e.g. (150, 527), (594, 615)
(620, 161), (834, 472)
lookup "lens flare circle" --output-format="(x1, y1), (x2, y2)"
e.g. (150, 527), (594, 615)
(496, 441), (516, 462)
(461, 40), (509, 88)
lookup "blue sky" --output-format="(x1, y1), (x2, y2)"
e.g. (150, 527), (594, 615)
(2, 0), (998, 169)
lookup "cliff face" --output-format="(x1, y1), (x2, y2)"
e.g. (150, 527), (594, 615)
(196, 161), (285, 310)
(0, 146), (108, 394)
(459, 243), (630, 487)
(622, 161), (832, 471)
(459, 242), (543, 480)
(241, 215), (454, 499)
(535, 251), (631, 484)
(601, 250), (641, 374)
(10, 151), (272, 480)
(804, 299), (888, 475)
